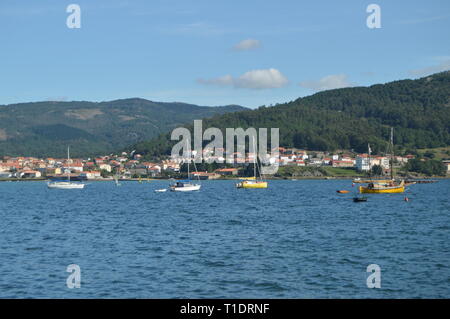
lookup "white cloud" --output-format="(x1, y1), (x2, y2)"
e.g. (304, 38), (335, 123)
(408, 59), (450, 77)
(198, 68), (289, 90)
(299, 74), (354, 92)
(233, 39), (261, 51)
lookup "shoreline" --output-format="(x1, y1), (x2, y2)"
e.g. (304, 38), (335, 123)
(1, 176), (448, 182)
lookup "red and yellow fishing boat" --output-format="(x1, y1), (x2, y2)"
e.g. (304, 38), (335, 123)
(359, 180), (405, 194)
(359, 128), (405, 194)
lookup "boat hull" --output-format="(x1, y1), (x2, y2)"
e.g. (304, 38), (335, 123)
(359, 185), (404, 194)
(47, 182), (85, 189)
(237, 181), (268, 189)
(170, 184), (201, 192)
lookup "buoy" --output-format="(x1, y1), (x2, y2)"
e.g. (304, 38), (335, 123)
(404, 197), (409, 202)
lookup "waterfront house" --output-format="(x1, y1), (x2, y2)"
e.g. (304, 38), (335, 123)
(0, 172), (12, 178)
(295, 160), (306, 166)
(147, 166), (161, 177)
(128, 167), (147, 176)
(356, 154), (370, 171)
(80, 171), (101, 180)
(99, 163), (112, 172)
(215, 168), (239, 176)
(370, 156), (390, 169)
(45, 167), (62, 175)
(308, 158), (323, 166)
(65, 162), (83, 172)
(19, 170), (42, 178)
(332, 160), (355, 168)
(189, 171), (220, 180)
(443, 160), (450, 174)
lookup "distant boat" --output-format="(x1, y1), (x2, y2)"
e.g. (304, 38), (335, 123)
(359, 180), (405, 194)
(170, 180), (201, 192)
(359, 128), (405, 194)
(353, 178), (392, 184)
(353, 196), (368, 202)
(114, 176), (121, 186)
(48, 147), (85, 190)
(236, 136), (268, 189)
(170, 146), (201, 192)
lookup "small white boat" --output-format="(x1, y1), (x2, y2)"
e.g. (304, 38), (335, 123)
(47, 146), (85, 190)
(170, 181), (201, 192)
(114, 176), (121, 186)
(155, 188), (167, 193)
(170, 147), (202, 192)
(48, 181), (85, 189)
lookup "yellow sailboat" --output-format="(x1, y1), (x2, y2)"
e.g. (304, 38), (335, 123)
(359, 128), (405, 194)
(236, 137), (268, 189)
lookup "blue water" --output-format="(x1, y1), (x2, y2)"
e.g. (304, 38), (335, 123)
(0, 179), (449, 298)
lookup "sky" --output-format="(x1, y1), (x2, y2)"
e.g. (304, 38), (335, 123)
(0, 0), (449, 108)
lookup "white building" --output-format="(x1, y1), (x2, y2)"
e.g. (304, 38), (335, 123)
(99, 164), (112, 172)
(80, 171), (102, 179)
(356, 155), (370, 171)
(0, 172), (12, 178)
(372, 157), (390, 169)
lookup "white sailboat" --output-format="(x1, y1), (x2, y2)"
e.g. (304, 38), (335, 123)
(170, 150), (201, 192)
(114, 175), (121, 186)
(47, 147), (85, 189)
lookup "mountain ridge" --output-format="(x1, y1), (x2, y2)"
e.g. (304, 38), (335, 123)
(0, 98), (247, 157)
(132, 71), (450, 158)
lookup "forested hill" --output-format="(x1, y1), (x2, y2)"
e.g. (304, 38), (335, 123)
(0, 98), (246, 157)
(133, 71), (450, 158)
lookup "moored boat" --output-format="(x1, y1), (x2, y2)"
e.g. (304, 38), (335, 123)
(169, 147), (201, 192)
(236, 136), (268, 189)
(170, 181), (201, 192)
(359, 180), (405, 194)
(236, 180), (268, 189)
(47, 181), (85, 189)
(359, 128), (405, 194)
(47, 147), (85, 190)
(353, 179), (392, 184)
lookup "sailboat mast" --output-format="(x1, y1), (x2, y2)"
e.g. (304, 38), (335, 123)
(368, 143), (372, 179)
(187, 139), (190, 180)
(253, 153), (256, 181)
(390, 127), (394, 180)
(67, 146), (70, 183)
(253, 136), (257, 180)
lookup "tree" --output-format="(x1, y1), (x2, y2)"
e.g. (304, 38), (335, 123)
(371, 164), (383, 176)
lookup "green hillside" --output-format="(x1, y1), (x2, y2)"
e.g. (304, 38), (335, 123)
(0, 98), (246, 157)
(132, 71), (450, 158)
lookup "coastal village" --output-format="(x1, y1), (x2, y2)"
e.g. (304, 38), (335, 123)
(1, 147), (449, 180)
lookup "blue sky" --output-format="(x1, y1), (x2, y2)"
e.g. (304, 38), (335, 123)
(1, 0), (449, 108)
